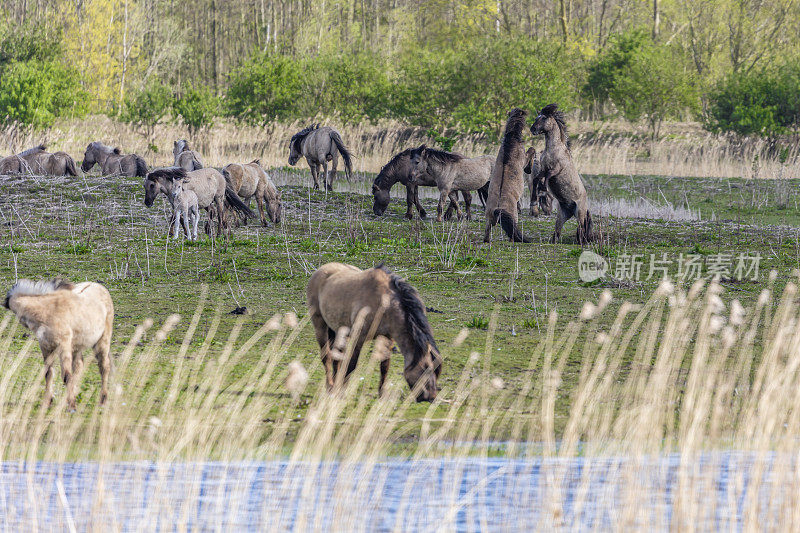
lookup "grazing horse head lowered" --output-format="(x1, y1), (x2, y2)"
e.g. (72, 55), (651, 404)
(307, 262), (441, 402)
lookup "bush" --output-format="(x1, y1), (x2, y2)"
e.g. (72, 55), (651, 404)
(0, 59), (86, 129)
(119, 80), (172, 143)
(583, 30), (650, 114)
(226, 53), (306, 124)
(173, 86), (218, 138)
(707, 65), (800, 137)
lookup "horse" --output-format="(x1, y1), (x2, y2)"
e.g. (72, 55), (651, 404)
(3, 278), (113, 410)
(531, 104), (592, 244)
(173, 139), (204, 171)
(484, 108), (530, 243)
(0, 145), (78, 176)
(371, 146), (472, 220)
(306, 262), (441, 402)
(143, 167), (253, 237)
(170, 179), (200, 241)
(409, 145), (494, 222)
(523, 147), (553, 217)
(82, 142), (148, 177)
(288, 124), (353, 191)
(222, 160), (282, 227)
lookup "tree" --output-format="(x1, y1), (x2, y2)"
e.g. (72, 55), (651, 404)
(226, 53), (306, 124)
(119, 80), (172, 144)
(173, 86), (218, 139)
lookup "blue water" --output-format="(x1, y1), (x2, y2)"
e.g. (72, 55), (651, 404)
(0, 452), (792, 531)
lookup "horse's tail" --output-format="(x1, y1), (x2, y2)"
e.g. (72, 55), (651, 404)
(579, 211), (593, 244)
(134, 155), (148, 177)
(191, 154), (203, 171)
(64, 155), (79, 177)
(225, 186), (255, 219)
(495, 209), (532, 243)
(477, 182), (489, 208)
(388, 271), (441, 374)
(330, 131), (353, 180)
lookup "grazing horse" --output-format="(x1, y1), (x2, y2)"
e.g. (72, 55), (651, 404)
(170, 179), (200, 241)
(173, 139), (204, 171)
(531, 104), (592, 244)
(3, 278), (113, 410)
(409, 145), (494, 222)
(523, 147), (553, 217)
(82, 142), (148, 177)
(143, 167), (253, 237)
(484, 108), (530, 243)
(222, 160), (282, 227)
(288, 124), (353, 190)
(371, 146), (468, 220)
(307, 262), (441, 402)
(0, 145), (79, 176)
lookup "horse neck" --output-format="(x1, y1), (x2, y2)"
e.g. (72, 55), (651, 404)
(95, 147), (113, 165)
(544, 128), (565, 153)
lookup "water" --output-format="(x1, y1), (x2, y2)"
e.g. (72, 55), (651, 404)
(0, 452), (793, 531)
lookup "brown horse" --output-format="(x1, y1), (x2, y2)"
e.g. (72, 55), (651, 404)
(143, 167), (253, 237)
(307, 262), (441, 402)
(3, 278), (113, 410)
(531, 104), (592, 244)
(82, 142), (148, 177)
(371, 146), (473, 220)
(0, 144), (47, 173)
(173, 139), (204, 171)
(523, 147), (553, 217)
(222, 160), (282, 227)
(0, 145), (79, 176)
(409, 146), (494, 221)
(484, 108), (531, 243)
(288, 124), (353, 190)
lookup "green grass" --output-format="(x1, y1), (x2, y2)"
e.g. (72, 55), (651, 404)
(0, 170), (798, 445)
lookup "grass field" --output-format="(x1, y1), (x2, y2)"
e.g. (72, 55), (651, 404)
(1, 166), (799, 453)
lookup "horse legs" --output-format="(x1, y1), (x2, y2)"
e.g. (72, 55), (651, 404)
(255, 193), (268, 227)
(57, 338), (77, 411)
(309, 161), (320, 189)
(321, 159), (331, 192)
(550, 207), (570, 244)
(378, 357), (391, 397)
(214, 196), (226, 238)
(191, 207), (199, 241)
(412, 184), (427, 219)
(483, 216), (495, 243)
(436, 189), (450, 222)
(530, 185), (540, 217)
(311, 313), (335, 390)
(328, 153), (338, 191)
(41, 345), (56, 407)
(404, 185), (416, 220)
(461, 191), (472, 220)
(94, 336), (112, 405)
(181, 207), (192, 240)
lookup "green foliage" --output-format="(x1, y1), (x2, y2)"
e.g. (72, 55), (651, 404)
(0, 59), (86, 129)
(226, 53), (306, 124)
(604, 39), (697, 138)
(427, 128), (459, 151)
(0, 21), (62, 67)
(583, 30), (649, 111)
(119, 80), (172, 141)
(706, 64), (800, 137)
(173, 86), (218, 137)
(465, 315), (489, 329)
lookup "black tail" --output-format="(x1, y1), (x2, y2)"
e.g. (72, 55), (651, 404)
(64, 155), (78, 177)
(578, 211), (593, 244)
(191, 156), (203, 171)
(225, 187), (255, 218)
(135, 155), (148, 177)
(496, 209), (532, 243)
(330, 131), (353, 180)
(477, 182), (489, 208)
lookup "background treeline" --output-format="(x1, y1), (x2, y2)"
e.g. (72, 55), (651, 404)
(1, 0), (800, 139)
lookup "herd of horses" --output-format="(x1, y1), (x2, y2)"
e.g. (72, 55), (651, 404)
(1, 103), (591, 409)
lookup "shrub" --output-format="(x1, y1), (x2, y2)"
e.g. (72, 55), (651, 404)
(226, 53), (306, 124)
(119, 80), (172, 143)
(173, 86), (218, 138)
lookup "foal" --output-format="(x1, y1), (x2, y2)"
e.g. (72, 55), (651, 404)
(171, 179), (200, 241)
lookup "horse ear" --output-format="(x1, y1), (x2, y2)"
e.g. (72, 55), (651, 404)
(252, 158), (260, 165)
(418, 144), (427, 151)
(113, 147), (121, 154)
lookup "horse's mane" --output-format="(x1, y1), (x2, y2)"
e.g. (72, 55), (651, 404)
(374, 147), (415, 187)
(147, 167), (187, 182)
(4, 278), (74, 307)
(290, 123), (319, 152)
(88, 141), (116, 154)
(500, 108), (528, 166)
(17, 144), (47, 157)
(540, 103), (570, 150)
(375, 264), (440, 367)
(423, 147), (464, 165)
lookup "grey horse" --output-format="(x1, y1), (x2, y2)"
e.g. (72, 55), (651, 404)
(288, 124), (353, 191)
(173, 139), (204, 171)
(82, 142), (148, 177)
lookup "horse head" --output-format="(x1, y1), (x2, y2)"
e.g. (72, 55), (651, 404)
(81, 143), (97, 172)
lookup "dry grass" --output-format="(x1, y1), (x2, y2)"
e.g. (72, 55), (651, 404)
(1, 278), (800, 529)
(2, 117), (799, 179)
